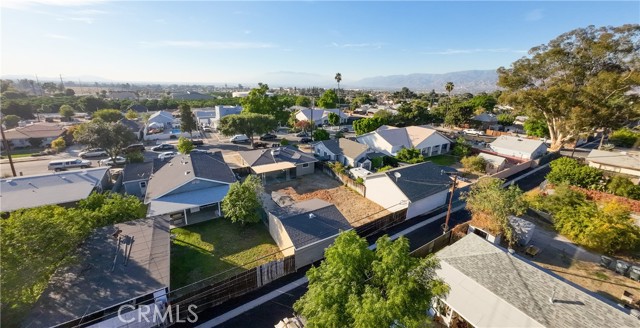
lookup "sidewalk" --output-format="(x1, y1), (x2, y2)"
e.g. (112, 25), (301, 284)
(0, 155), (54, 164)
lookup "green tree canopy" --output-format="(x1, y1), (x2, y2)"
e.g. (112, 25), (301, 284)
(313, 129), (330, 141)
(125, 109), (139, 120)
(461, 155), (487, 173)
(221, 175), (264, 225)
(241, 83), (290, 124)
(609, 127), (640, 148)
(353, 117), (386, 135)
(177, 136), (194, 154)
(2, 114), (20, 129)
(444, 103), (473, 127)
(463, 177), (527, 245)
(496, 113), (515, 126)
(464, 94), (497, 112)
(451, 137), (472, 157)
(327, 112), (340, 126)
(546, 157), (603, 189)
(294, 230), (448, 328)
(498, 25), (640, 151)
(218, 113), (278, 147)
(92, 109), (123, 123)
(59, 104), (75, 121)
(179, 104), (197, 137)
(396, 147), (424, 164)
(523, 118), (550, 138)
(73, 121), (136, 162)
(51, 137), (66, 152)
(317, 89), (338, 109)
(295, 95), (312, 107)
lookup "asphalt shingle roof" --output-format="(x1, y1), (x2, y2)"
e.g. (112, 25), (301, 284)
(239, 146), (317, 167)
(437, 234), (640, 328)
(272, 199), (352, 249)
(372, 162), (452, 202)
(3, 123), (66, 140)
(490, 135), (546, 155)
(122, 162), (154, 182)
(317, 138), (369, 160)
(587, 149), (640, 171)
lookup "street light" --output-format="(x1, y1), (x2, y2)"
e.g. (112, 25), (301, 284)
(441, 170), (459, 234)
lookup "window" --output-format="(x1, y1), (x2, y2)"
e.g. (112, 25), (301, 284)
(302, 163), (309, 168)
(140, 181), (147, 188)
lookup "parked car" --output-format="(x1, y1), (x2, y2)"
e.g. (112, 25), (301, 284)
(463, 129), (484, 136)
(79, 148), (108, 158)
(152, 143), (175, 151)
(230, 134), (250, 143)
(158, 151), (178, 160)
(260, 133), (277, 140)
(124, 143), (145, 153)
(48, 158), (91, 171)
(203, 127), (213, 133)
(99, 156), (127, 166)
(192, 139), (205, 146)
(253, 142), (269, 149)
(190, 149), (209, 153)
(340, 127), (349, 132)
(296, 131), (309, 137)
(300, 137), (313, 143)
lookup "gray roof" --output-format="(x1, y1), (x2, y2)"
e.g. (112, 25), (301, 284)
(0, 168), (109, 212)
(127, 104), (148, 112)
(25, 215), (170, 327)
(122, 161), (154, 182)
(587, 149), (640, 171)
(437, 234), (640, 328)
(272, 199), (352, 249)
(317, 138), (369, 160)
(145, 151), (236, 202)
(370, 162), (451, 202)
(119, 118), (143, 132)
(472, 113), (498, 122)
(239, 146), (317, 167)
(490, 135), (547, 154)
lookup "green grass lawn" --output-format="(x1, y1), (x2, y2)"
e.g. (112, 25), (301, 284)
(427, 154), (459, 166)
(1, 148), (44, 159)
(171, 219), (283, 289)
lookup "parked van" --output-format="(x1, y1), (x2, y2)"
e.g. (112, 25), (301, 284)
(48, 158), (92, 171)
(230, 134), (250, 143)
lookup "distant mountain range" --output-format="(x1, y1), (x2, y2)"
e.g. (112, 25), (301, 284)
(353, 70), (499, 93)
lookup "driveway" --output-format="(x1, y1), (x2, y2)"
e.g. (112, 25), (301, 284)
(529, 225), (600, 264)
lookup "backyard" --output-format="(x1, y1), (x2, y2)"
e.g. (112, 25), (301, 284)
(170, 218), (283, 289)
(427, 154), (459, 166)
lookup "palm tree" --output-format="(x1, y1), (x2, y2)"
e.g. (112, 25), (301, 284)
(445, 81), (454, 99)
(335, 73), (342, 109)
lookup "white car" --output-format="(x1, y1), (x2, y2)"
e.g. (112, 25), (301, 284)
(79, 148), (108, 158)
(230, 134), (250, 143)
(463, 129), (484, 136)
(158, 151), (178, 160)
(99, 156), (127, 166)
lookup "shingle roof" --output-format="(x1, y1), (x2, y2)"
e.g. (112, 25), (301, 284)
(145, 151), (235, 202)
(478, 152), (507, 166)
(122, 162), (154, 182)
(0, 168), (109, 212)
(272, 199), (352, 249)
(472, 113), (498, 122)
(370, 162), (451, 202)
(317, 138), (369, 160)
(239, 146), (317, 167)
(437, 234), (640, 328)
(490, 135), (547, 154)
(587, 149), (640, 171)
(3, 123), (66, 140)
(127, 104), (148, 112)
(372, 125), (446, 148)
(25, 215), (170, 327)
(119, 118), (143, 132)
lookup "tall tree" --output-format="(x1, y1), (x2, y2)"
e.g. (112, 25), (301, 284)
(241, 83), (289, 125)
(218, 113), (277, 147)
(335, 72), (342, 108)
(295, 95), (312, 107)
(58, 104), (75, 122)
(177, 136), (194, 154)
(317, 89), (338, 109)
(73, 121), (136, 163)
(92, 109), (123, 123)
(445, 82), (454, 99)
(294, 230), (448, 328)
(498, 25), (640, 151)
(327, 112), (340, 126)
(179, 104), (197, 138)
(221, 175), (263, 225)
(2, 115), (20, 129)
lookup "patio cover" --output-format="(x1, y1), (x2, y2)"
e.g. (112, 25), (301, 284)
(147, 185), (229, 216)
(252, 162), (296, 174)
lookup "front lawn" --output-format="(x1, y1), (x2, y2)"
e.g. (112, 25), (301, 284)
(427, 154), (458, 166)
(170, 219), (283, 289)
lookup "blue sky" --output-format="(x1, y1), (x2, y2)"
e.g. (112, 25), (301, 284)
(1, 1), (638, 86)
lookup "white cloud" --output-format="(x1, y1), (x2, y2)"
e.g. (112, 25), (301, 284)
(68, 17), (94, 24)
(525, 9), (544, 22)
(330, 42), (384, 49)
(44, 33), (72, 40)
(2, 0), (107, 10)
(71, 9), (108, 15)
(138, 40), (277, 50)
(422, 48), (527, 55)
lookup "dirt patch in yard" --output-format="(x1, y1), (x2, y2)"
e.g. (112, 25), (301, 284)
(265, 173), (389, 227)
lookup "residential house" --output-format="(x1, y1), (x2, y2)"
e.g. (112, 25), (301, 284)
(478, 152), (507, 174)
(295, 108), (349, 126)
(145, 151), (237, 226)
(147, 110), (175, 127)
(193, 107), (216, 127)
(119, 118), (144, 140)
(238, 146), (317, 184)
(25, 215), (170, 328)
(233, 91), (274, 98)
(171, 91), (214, 100)
(213, 105), (243, 129)
(433, 233), (639, 328)
(1, 122), (66, 149)
(127, 104), (148, 112)
(364, 162), (452, 219)
(489, 135), (547, 160)
(467, 215), (536, 246)
(472, 113), (498, 129)
(314, 138), (373, 169)
(0, 167), (110, 213)
(356, 125), (452, 157)
(268, 199), (352, 269)
(587, 149), (640, 178)
(122, 161), (154, 198)
(108, 91), (138, 100)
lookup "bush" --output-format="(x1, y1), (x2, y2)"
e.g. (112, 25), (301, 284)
(451, 137), (471, 157)
(377, 165), (394, 172)
(396, 147), (424, 164)
(461, 155), (486, 173)
(126, 150), (144, 163)
(313, 129), (330, 141)
(280, 139), (290, 146)
(177, 136), (194, 154)
(334, 131), (344, 139)
(546, 157), (603, 189)
(382, 156), (398, 167)
(370, 156), (384, 169)
(355, 177), (364, 185)
(606, 176), (640, 200)
(609, 128), (639, 148)
(50, 137), (66, 152)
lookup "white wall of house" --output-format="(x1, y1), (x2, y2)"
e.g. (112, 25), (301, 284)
(295, 234), (342, 270)
(415, 134), (451, 157)
(357, 133), (394, 156)
(489, 144), (546, 160)
(588, 162), (640, 178)
(406, 189), (449, 219)
(313, 143), (336, 161)
(364, 175), (409, 213)
(268, 213), (295, 257)
(296, 162), (315, 176)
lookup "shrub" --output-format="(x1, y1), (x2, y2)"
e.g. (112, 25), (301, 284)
(355, 177), (364, 185)
(177, 136), (194, 154)
(546, 157), (603, 189)
(606, 176), (640, 200)
(451, 137), (471, 157)
(396, 147), (424, 164)
(377, 165), (394, 172)
(609, 128), (639, 148)
(50, 137), (66, 152)
(280, 139), (290, 146)
(313, 129), (330, 141)
(370, 156), (384, 169)
(126, 150), (144, 163)
(461, 155), (486, 173)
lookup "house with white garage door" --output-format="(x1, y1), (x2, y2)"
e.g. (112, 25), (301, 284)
(364, 162), (453, 219)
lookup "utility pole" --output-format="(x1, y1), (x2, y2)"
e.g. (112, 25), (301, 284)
(0, 119), (17, 177)
(310, 97), (314, 137)
(442, 174), (458, 234)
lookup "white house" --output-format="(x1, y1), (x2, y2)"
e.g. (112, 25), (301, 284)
(213, 105), (243, 129)
(295, 108), (348, 126)
(356, 125), (452, 157)
(147, 111), (175, 126)
(364, 162), (452, 219)
(586, 149), (640, 178)
(314, 138), (372, 169)
(478, 152), (507, 174)
(193, 108), (216, 127)
(488, 135), (547, 160)
(1, 122), (66, 149)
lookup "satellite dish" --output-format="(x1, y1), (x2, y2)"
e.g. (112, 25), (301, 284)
(393, 172), (401, 181)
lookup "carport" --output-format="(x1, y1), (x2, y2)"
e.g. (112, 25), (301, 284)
(252, 162), (297, 184)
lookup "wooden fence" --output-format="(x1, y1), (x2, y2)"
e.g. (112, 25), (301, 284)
(355, 208), (408, 237)
(411, 231), (453, 258)
(319, 163), (367, 196)
(489, 160), (534, 179)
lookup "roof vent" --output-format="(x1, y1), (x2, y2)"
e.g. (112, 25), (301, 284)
(393, 172), (401, 182)
(5, 179), (12, 183)
(185, 171), (191, 175)
(271, 148), (281, 156)
(309, 213), (316, 219)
